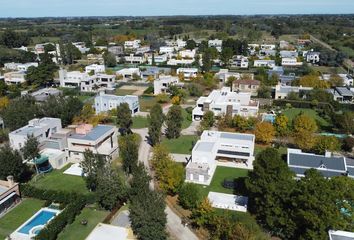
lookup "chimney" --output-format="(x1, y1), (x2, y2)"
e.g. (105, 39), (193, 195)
(7, 175), (14, 188)
(324, 151), (332, 158)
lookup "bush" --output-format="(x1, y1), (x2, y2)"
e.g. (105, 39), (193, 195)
(178, 183), (202, 209)
(144, 86), (154, 94)
(342, 137), (354, 152)
(156, 93), (169, 103)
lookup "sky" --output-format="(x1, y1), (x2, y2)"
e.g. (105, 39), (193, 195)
(0, 0), (354, 18)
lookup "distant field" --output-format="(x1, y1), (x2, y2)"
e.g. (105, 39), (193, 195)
(31, 36), (60, 44)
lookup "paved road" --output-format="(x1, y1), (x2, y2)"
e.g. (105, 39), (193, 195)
(132, 128), (199, 240)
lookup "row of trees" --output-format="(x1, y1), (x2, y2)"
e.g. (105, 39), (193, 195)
(247, 148), (354, 239)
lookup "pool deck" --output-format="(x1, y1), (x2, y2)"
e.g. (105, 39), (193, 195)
(10, 208), (61, 240)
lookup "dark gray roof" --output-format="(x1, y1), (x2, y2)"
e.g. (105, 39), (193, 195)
(290, 167), (346, 178)
(336, 87), (354, 97)
(288, 153), (346, 172)
(330, 232), (354, 240)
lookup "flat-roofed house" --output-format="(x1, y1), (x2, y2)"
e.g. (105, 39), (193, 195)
(67, 124), (118, 162)
(94, 92), (139, 115)
(192, 87), (259, 121)
(153, 75), (180, 95)
(328, 230), (354, 240)
(186, 130), (255, 185)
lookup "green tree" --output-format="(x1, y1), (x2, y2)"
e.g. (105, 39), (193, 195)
(22, 135), (40, 175)
(293, 113), (318, 133)
(191, 198), (215, 227)
(96, 167), (127, 210)
(200, 111), (215, 130)
(80, 149), (105, 191)
(178, 183), (203, 209)
(220, 47), (233, 66)
(0, 144), (27, 182)
(103, 51), (117, 67)
(313, 135), (341, 154)
(246, 148), (296, 238)
(186, 39), (196, 50)
(274, 114), (289, 136)
(165, 105), (183, 139)
(342, 137), (354, 152)
(118, 134), (139, 174)
(148, 104), (164, 146)
(116, 103), (132, 135)
(232, 115), (249, 132)
(338, 112), (354, 134)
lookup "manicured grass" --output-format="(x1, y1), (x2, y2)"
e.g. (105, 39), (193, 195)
(132, 116), (149, 129)
(0, 198), (45, 239)
(116, 89), (136, 96)
(282, 108), (330, 127)
(57, 207), (108, 240)
(161, 135), (198, 154)
(30, 164), (89, 195)
(139, 96), (158, 112)
(181, 108), (192, 129)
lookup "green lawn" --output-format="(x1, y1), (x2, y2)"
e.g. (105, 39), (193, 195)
(161, 135), (198, 154)
(57, 207), (108, 240)
(139, 96), (158, 112)
(282, 108), (331, 127)
(181, 108), (192, 129)
(30, 164), (89, 195)
(132, 116), (149, 129)
(195, 166), (249, 197)
(77, 95), (93, 103)
(0, 198), (44, 239)
(116, 88), (136, 96)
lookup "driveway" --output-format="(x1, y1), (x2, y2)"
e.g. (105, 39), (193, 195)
(111, 210), (131, 228)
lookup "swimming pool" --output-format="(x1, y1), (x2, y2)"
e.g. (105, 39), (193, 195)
(11, 208), (60, 239)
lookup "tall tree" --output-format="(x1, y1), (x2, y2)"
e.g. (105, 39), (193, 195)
(255, 122), (275, 144)
(148, 104), (164, 146)
(116, 103), (132, 135)
(0, 144), (27, 182)
(22, 135), (40, 175)
(274, 114), (289, 136)
(118, 134), (139, 174)
(80, 149), (105, 191)
(103, 51), (117, 67)
(165, 105), (183, 139)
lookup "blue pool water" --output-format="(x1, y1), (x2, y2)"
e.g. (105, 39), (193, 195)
(18, 210), (56, 234)
(263, 114), (275, 123)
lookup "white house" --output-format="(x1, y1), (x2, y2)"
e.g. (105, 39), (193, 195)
(116, 68), (141, 80)
(136, 46), (150, 54)
(159, 46), (174, 55)
(72, 42), (90, 53)
(9, 118), (62, 151)
(192, 87), (259, 121)
(306, 51), (320, 64)
(279, 50), (298, 58)
(281, 57), (303, 67)
(124, 40), (141, 50)
(178, 49), (196, 59)
(260, 44), (276, 50)
(328, 230), (354, 240)
(166, 39), (186, 50)
(186, 130), (255, 185)
(124, 54), (146, 64)
(230, 55), (249, 69)
(253, 60), (275, 68)
(4, 71), (26, 85)
(215, 69), (254, 84)
(274, 84), (313, 99)
(59, 70), (116, 92)
(147, 54), (168, 65)
(208, 39), (223, 52)
(153, 75), (180, 95)
(85, 64), (106, 74)
(167, 58), (194, 66)
(94, 92), (139, 115)
(67, 124), (118, 162)
(4, 62), (38, 72)
(176, 68), (198, 80)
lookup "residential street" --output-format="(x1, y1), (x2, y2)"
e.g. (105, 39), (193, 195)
(132, 128), (199, 240)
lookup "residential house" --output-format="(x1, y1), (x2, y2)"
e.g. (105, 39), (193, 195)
(253, 60), (276, 68)
(124, 54), (145, 64)
(297, 39), (312, 46)
(230, 55), (249, 69)
(306, 51), (320, 64)
(279, 40), (290, 49)
(287, 148), (354, 178)
(159, 46), (175, 55)
(116, 68), (141, 80)
(186, 130), (255, 185)
(108, 46), (124, 56)
(0, 176), (20, 216)
(4, 71), (26, 85)
(140, 66), (171, 80)
(165, 39), (186, 50)
(176, 68), (198, 80)
(4, 62), (38, 72)
(329, 230), (354, 240)
(192, 87), (259, 121)
(178, 49), (196, 59)
(30, 88), (62, 102)
(232, 79), (260, 96)
(167, 58), (194, 66)
(280, 50), (298, 58)
(94, 92), (139, 115)
(72, 42), (90, 54)
(9, 117), (62, 150)
(327, 87), (354, 103)
(208, 39), (223, 52)
(260, 44), (276, 50)
(124, 40), (141, 50)
(260, 49), (276, 57)
(136, 46), (150, 55)
(85, 64), (106, 74)
(67, 124), (118, 162)
(273, 84), (313, 99)
(147, 53), (168, 65)
(281, 58), (303, 67)
(215, 69), (254, 84)
(339, 74), (353, 86)
(153, 75), (180, 95)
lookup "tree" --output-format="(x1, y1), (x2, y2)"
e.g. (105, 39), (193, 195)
(103, 51), (117, 67)
(200, 111), (215, 130)
(342, 137), (354, 152)
(232, 115), (249, 132)
(191, 198), (215, 227)
(337, 112), (354, 134)
(22, 135), (40, 175)
(225, 76), (237, 88)
(257, 85), (272, 99)
(96, 167), (127, 210)
(246, 148), (296, 238)
(0, 29), (31, 48)
(118, 134), (139, 174)
(255, 122), (275, 144)
(178, 183), (203, 209)
(274, 114), (289, 136)
(293, 129), (317, 151)
(186, 39), (196, 50)
(165, 105), (183, 139)
(329, 74), (344, 87)
(313, 136), (341, 154)
(220, 47), (233, 66)
(0, 144), (27, 182)
(148, 104), (164, 146)
(293, 113), (318, 133)
(80, 150), (105, 191)
(298, 74), (330, 89)
(186, 83), (203, 97)
(26, 53), (58, 86)
(116, 103), (132, 135)
(151, 145), (184, 194)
